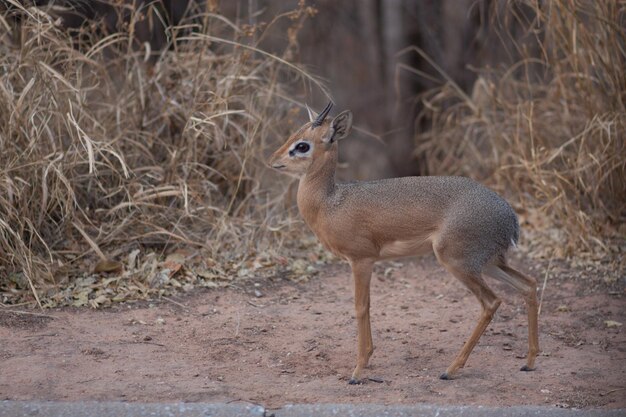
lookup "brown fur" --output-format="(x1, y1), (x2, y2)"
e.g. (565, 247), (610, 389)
(269, 107), (539, 383)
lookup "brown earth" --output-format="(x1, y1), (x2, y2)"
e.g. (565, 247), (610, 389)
(1, 256), (624, 409)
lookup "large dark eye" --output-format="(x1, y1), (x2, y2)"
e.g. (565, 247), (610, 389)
(295, 142), (310, 153)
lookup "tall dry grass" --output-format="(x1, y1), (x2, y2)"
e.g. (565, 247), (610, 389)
(0, 2), (320, 306)
(415, 0), (625, 260)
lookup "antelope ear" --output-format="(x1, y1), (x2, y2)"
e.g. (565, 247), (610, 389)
(305, 104), (315, 123)
(324, 110), (352, 143)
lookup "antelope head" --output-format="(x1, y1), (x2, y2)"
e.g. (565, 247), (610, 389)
(269, 102), (353, 176)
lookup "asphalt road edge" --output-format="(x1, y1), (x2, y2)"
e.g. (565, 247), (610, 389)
(0, 401), (623, 417)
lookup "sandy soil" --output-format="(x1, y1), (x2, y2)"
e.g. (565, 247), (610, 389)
(1, 257), (624, 409)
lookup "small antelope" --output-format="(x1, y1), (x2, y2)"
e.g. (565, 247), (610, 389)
(269, 102), (539, 384)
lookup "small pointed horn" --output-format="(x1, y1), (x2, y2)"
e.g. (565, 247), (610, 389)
(305, 104), (315, 122)
(312, 101), (333, 128)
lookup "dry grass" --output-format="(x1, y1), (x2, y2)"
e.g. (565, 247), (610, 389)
(0, 2), (322, 307)
(415, 0), (625, 262)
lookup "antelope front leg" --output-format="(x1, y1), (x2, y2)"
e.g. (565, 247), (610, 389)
(348, 259), (374, 385)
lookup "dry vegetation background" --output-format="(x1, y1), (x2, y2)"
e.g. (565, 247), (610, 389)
(0, 0), (624, 308)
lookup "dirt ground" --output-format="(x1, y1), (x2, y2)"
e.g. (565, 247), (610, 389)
(1, 256), (624, 409)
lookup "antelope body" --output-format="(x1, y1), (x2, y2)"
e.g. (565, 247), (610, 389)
(269, 103), (539, 384)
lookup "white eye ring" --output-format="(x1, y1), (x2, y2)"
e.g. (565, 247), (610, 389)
(289, 141), (313, 157)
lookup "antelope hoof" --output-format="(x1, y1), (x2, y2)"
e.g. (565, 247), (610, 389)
(439, 372), (452, 380)
(348, 377), (364, 385)
(520, 365), (535, 372)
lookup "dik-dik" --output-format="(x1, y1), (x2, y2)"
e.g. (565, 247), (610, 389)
(269, 102), (539, 384)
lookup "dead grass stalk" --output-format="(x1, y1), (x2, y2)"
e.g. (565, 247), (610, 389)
(415, 0), (625, 261)
(0, 2), (320, 306)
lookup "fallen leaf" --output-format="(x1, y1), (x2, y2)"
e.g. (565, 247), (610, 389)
(291, 259), (308, 275)
(72, 289), (91, 307)
(199, 280), (220, 288)
(196, 268), (218, 280)
(90, 294), (110, 308)
(101, 277), (119, 287)
(94, 259), (123, 274)
(150, 270), (170, 288)
(161, 260), (183, 277)
(605, 320), (622, 328)
(127, 249), (140, 270)
(141, 252), (158, 275)
(384, 267), (395, 279)
(166, 249), (195, 264)
(75, 276), (96, 287)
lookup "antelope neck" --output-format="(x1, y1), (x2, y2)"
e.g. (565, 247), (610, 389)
(297, 146), (337, 224)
